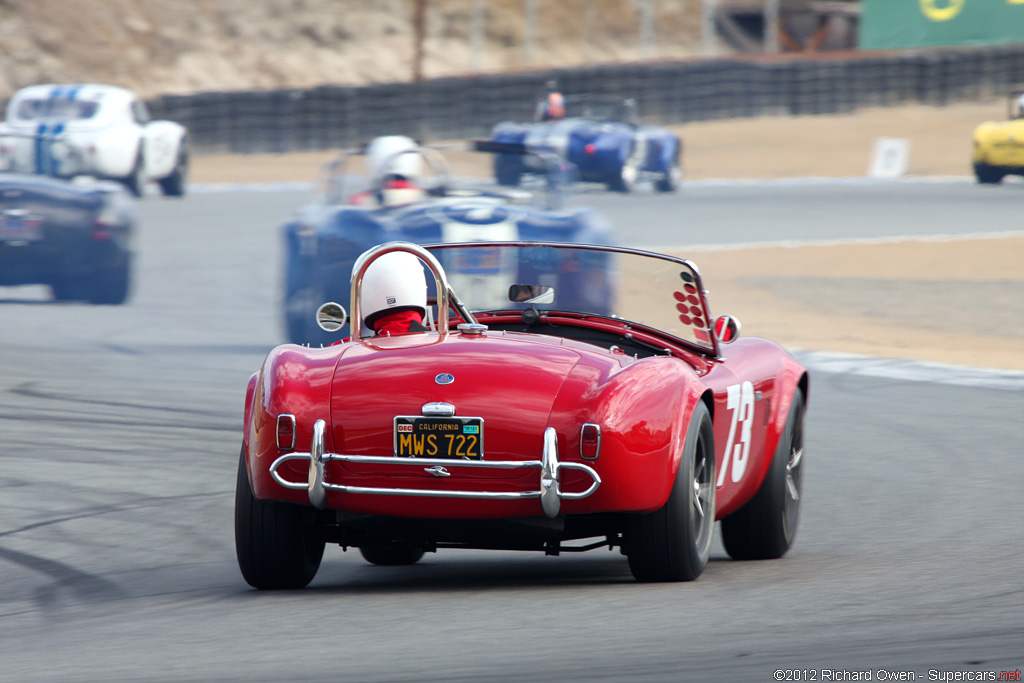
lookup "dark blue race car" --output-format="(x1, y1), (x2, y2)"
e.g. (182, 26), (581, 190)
(281, 139), (615, 345)
(0, 172), (134, 304)
(489, 95), (682, 193)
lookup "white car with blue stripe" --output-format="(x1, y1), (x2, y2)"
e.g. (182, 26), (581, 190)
(0, 83), (188, 197)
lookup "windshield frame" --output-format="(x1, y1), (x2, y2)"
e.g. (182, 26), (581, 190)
(424, 241), (721, 358)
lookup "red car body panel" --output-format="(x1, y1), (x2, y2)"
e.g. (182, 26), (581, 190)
(243, 324), (806, 522)
(703, 338), (808, 517)
(246, 344), (339, 499)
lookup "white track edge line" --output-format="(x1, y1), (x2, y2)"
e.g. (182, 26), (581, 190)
(792, 350), (1024, 391)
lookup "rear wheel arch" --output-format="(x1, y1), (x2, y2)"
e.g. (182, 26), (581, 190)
(700, 389), (715, 422)
(120, 142), (145, 197)
(242, 371), (260, 440)
(662, 387), (715, 499)
(797, 372), (810, 409)
(250, 347), (339, 489)
(676, 389), (715, 478)
(158, 141), (188, 197)
(626, 399), (716, 582)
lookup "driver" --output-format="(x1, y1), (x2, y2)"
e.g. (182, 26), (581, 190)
(359, 251), (430, 336)
(351, 135), (427, 207)
(535, 80), (566, 121)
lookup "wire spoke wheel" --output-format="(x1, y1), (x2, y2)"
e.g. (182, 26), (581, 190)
(692, 452), (714, 551)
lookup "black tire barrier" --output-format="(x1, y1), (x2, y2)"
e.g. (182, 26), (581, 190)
(127, 44), (1024, 154)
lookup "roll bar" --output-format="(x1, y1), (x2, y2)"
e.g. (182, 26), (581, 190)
(349, 241), (477, 339)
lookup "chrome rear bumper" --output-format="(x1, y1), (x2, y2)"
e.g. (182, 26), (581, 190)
(269, 420), (601, 518)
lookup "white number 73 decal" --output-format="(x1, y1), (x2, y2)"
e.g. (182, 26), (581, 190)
(717, 381), (754, 487)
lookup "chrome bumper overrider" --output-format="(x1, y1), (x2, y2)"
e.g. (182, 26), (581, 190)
(268, 420), (601, 519)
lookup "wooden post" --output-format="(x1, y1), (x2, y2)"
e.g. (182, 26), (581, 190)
(413, 0), (426, 82)
(470, 0), (483, 72)
(524, 0), (537, 67)
(638, 0), (654, 59)
(764, 0), (780, 54)
(702, 0), (717, 56)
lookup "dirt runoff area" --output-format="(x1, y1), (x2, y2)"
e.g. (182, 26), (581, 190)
(192, 101), (1024, 371)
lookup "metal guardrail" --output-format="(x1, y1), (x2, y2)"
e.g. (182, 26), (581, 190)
(144, 44), (1024, 154)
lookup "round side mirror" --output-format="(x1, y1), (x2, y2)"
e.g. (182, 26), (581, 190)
(316, 301), (348, 332)
(714, 314), (741, 343)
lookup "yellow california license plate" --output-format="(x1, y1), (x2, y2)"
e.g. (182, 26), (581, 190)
(394, 416), (483, 459)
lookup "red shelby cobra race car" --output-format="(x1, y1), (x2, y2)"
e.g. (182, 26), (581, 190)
(236, 241), (808, 588)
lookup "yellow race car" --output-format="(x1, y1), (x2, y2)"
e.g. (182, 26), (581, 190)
(972, 92), (1024, 184)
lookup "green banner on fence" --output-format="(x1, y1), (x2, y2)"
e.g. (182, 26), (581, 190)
(860, 0), (1024, 49)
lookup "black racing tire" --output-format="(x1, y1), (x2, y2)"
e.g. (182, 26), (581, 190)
(973, 162), (1004, 185)
(654, 154), (682, 193)
(121, 149), (145, 197)
(606, 162), (637, 193)
(607, 142), (640, 193)
(234, 446), (325, 590)
(50, 275), (85, 302)
(86, 257), (131, 305)
(359, 545), (426, 566)
(158, 145), (189, 197)
(626, 400), (716, 582)
(721, 389), (806, 560)
(494, 155), (522, 187)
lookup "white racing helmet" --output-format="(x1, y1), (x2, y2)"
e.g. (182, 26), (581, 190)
(359, 251), (428, 327)
(365, 135), (425, 206)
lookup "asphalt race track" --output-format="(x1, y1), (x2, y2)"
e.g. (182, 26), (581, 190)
(1, 179), (1022, 681)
